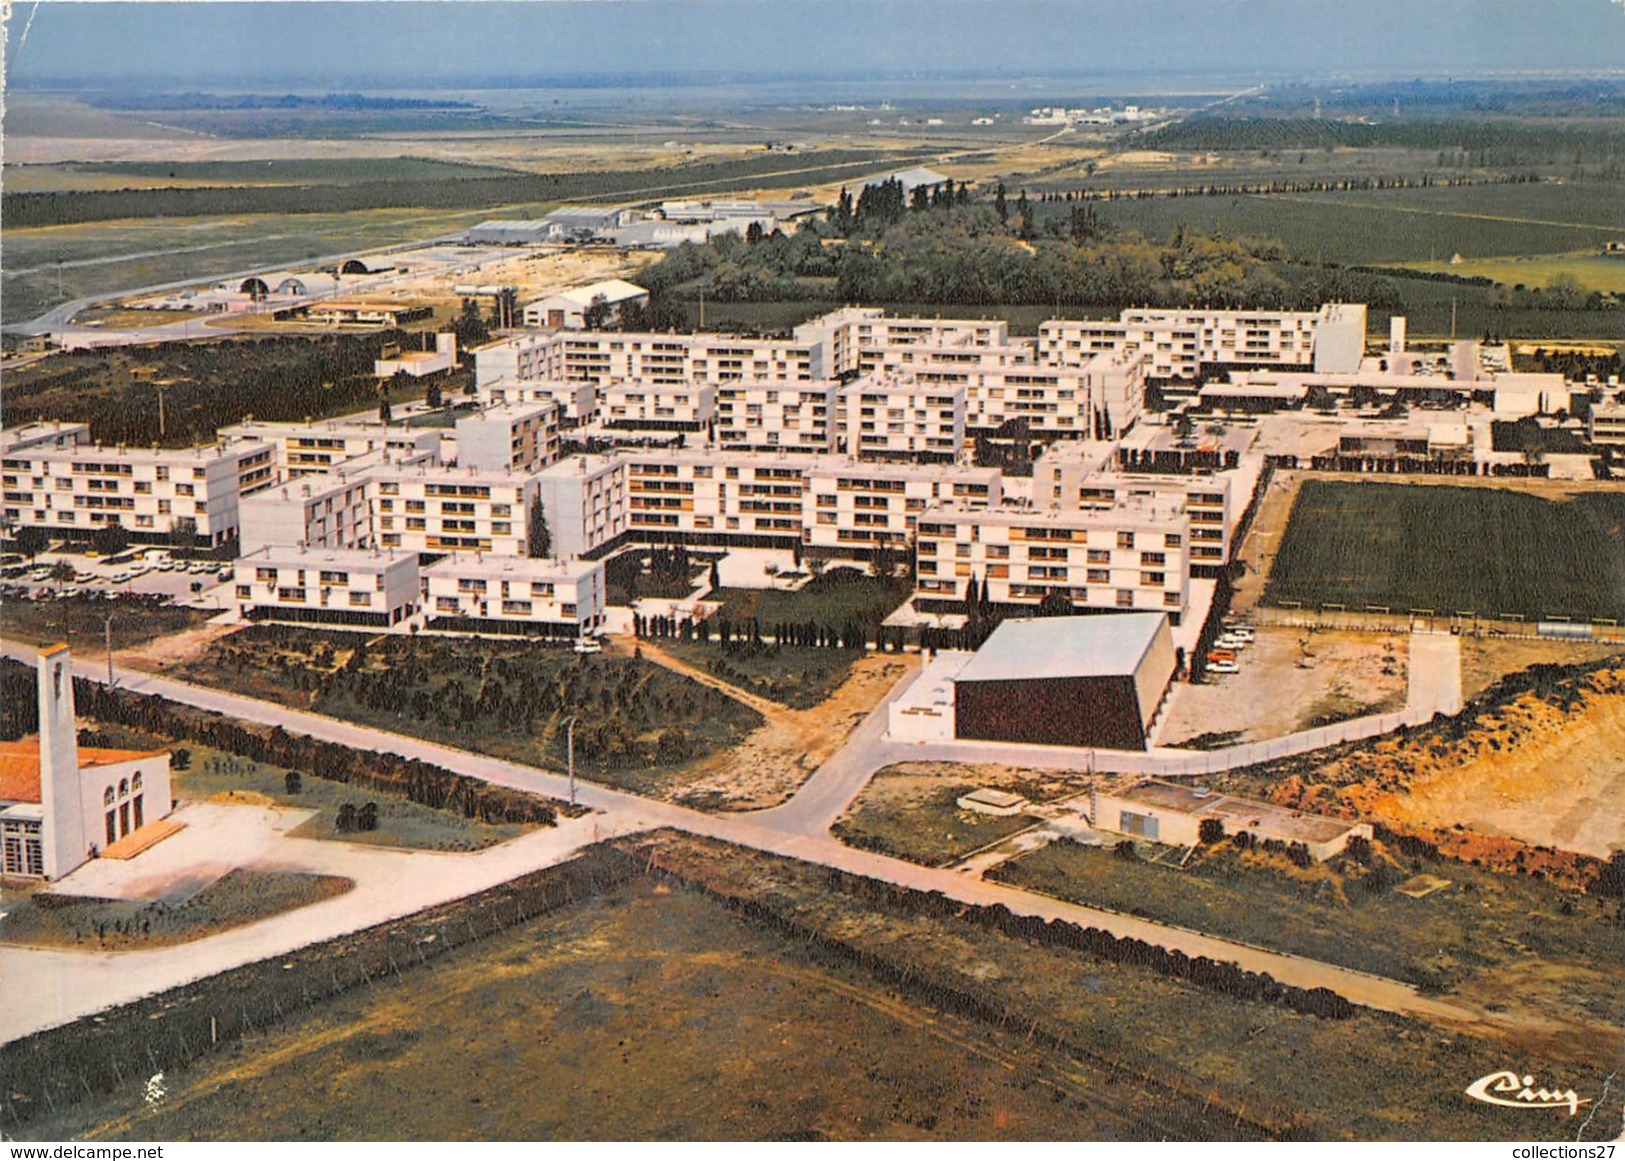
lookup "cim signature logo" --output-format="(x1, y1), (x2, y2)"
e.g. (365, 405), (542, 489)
(1465, 1070), (1590, 1117)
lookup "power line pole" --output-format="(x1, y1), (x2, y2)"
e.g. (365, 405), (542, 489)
(560, 714), (579, 807)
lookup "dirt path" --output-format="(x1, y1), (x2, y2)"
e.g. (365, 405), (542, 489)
(115, 619), (246, 673)
(630, 637), (909, 812)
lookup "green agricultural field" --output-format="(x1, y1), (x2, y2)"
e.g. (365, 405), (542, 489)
(1091, 184), (1625, 266)
(1263, 481), (1625, 621)
(1408, 253), (1625, 294)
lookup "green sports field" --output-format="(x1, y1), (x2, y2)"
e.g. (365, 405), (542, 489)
(1263, 481), (1625, 621)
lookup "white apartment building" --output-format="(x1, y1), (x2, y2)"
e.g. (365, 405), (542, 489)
(220, 419), (444, 478)
(839, 374), (966, 461)
(1038, 303), (1367, 381)
(792, 307), (1011, 378)
(422, 555), (607, 636)
(237, 467), (375, 556)
(549, 333), (819, 386)
(1, 429), (274, 547)
(602, 382), (716, 431)
(455, 401), (561, 474)
(913, 499), (1192, 622)
(1589, 398), (1625, 447)
(232, 546), (419, 627)
(622, 448), (812, 545)
(372, 465), (541, 556)
(533, 455), (630, 559)
(803, 461), (1002, 553)
(714, 381), (839, 452)
(477, 379), (599, 427)
(1034, 441), (1235, 573)
(472, 333), (554, 389)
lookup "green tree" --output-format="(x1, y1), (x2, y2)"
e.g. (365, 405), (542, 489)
(425, 381), (444, 409)
(993, 181), (1008, 224)
(335, 802), (357, 834)
(91, 523), (129, 556)
(582, 294), (612, 330)
(455, 297), (490, 345)
(528, 502), (552, 559)
(170, 517), (198, 551)
(379, 396), (393, 424)
(284, 770), (303, 795)
(14, 525), (50, 560)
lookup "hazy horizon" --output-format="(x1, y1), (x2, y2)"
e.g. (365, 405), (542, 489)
(6, 1), (1625, 92)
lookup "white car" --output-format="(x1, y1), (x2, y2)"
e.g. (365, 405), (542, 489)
(1215, 634), (1249, 650)
(572, 638), (603, 655)
(1225, 626), (1257, 642)
(1207, 660), (1240, 675)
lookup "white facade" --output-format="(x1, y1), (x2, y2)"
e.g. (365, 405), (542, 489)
(715, 381), (839, 452)
(1039, 304), (1368, 381)
(455, 401), (562, 474)
(913, 499), (1192, 621)
(477, 379), (599, 427)
(623, 448), (812, 543)
(220, 419), (444, 478)
(1589, 399), (1625, 447)
(237, 469), (375, 556)
(423, 555), (607, 634)
(533, 455), (630, 559)
(1, 646), (173, 880)
(1, 432), (274, 546)
(602, 382), (716, 431)
(372, 466), (542, 556)
(839, 375), (966, 461)
(233, 546), (419, 626)
(375, 333), (457, 378)
(803, 461), (1001, 553)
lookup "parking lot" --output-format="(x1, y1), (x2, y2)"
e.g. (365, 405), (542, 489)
(1, 548), (235, 608)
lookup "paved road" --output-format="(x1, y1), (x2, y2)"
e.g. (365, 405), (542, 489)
(0, 641), (1492, 1043)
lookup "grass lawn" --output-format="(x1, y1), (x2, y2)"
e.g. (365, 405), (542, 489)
(1263, 481), (1625, 621)
(0, 869), (351, 950)
(989, 837), (1624, 1011)
(711, 566), (912, 628)
(833, 762), (1073, 866)
(0, 594), (210, 651)
(662, 639), (862, 709)
(175, 744), (535, 852)
(1409, 252), (1625, 294)
(176, 626), (762, 795)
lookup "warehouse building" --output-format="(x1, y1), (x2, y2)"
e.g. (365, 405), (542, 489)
(952, 613), (1177, 750)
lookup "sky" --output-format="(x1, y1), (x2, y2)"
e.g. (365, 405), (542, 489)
(5, 0), (1625, 90)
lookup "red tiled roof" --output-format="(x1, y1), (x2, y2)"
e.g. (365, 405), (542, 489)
(0, 739), (169, 805)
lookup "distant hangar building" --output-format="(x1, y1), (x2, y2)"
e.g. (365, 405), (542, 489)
(952, 613), (1176, 751)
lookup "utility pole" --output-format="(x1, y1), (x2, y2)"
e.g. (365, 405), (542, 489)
(560, 714), (579, 806)
(1450, 298), (1458, 341)
(157, 387), (166, 439)
(103, 613), (117, 686)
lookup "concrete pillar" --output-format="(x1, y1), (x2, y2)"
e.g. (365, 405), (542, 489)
(37, 644), (87, 879)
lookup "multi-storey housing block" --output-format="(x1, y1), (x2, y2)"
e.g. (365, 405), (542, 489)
(422, 555), (607, 636)
(454, 401), (561, 474)
(802, 461), (1002, 553)
(1034, 440), (1235, 574)
(714, 381), (839, 452)
(220, 419), (444, 478)
(621, 448), (813, 546)
(532, 455), (630, 559)
(237, 465), (375, 555)
(602, 382), (716, 431)
(838, 374), (966, 461)
(1038, 303), (1366, 382)
(1, 425), (274, 547)
(371, 465), (541, 556)
(232, 546), (419, 627)
(913, 499), (1192, 622)
(476, 379), (598, 427)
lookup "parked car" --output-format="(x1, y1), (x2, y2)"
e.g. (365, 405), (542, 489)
(1215, 634), (1249, 650)
(1225, 626), (1256, 642)
(572, 637), (603, 655)
(1207, 660), (1240, 675)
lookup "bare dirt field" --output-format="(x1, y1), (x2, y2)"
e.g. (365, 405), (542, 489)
(633, 639), (910, 810)
(1271, 665), (1625, 862)
(1460, 636), (1625, 701)
(1383, 676), (1625, 860)
(48, 880), (1163, 1142)
(1159, 627), (1407, 746)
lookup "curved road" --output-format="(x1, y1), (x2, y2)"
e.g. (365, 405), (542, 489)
(0, 641), (1488, 1044)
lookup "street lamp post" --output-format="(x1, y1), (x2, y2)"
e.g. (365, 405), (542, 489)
(560, 714), (578, 807)
(102, 613), (116, 686)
